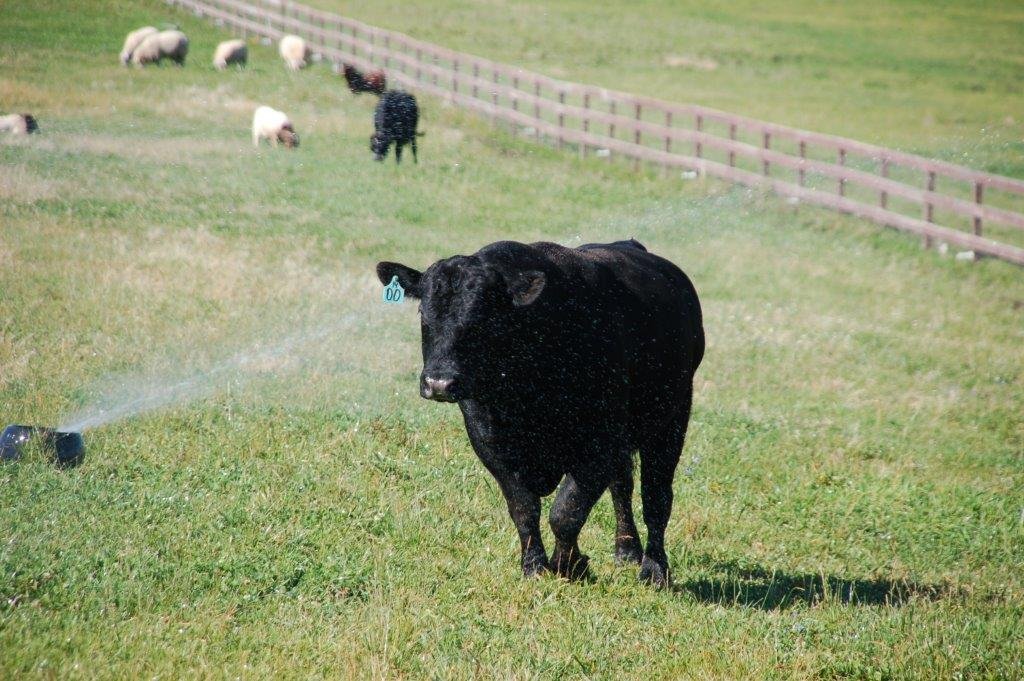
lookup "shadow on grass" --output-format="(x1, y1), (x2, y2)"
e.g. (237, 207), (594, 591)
(674, 560), (956, 610)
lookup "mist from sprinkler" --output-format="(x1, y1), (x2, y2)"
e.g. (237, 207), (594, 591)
(3, 313), (361, 468)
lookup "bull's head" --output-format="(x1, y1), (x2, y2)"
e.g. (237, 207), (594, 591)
(377, 256), (546, 402)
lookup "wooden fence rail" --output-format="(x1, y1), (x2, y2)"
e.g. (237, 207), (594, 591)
(167, 0), (1024, 266)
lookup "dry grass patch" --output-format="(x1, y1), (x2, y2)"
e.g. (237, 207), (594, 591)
(0, 163), (60, 202)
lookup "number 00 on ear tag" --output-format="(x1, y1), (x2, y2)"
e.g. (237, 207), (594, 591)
(383, 276), (405, 304)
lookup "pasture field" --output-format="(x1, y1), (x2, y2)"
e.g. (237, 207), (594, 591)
(311, 0), (1024, 179)
(2, 0), (1023, 678)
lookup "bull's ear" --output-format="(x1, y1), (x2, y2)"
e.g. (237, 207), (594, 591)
(376, 261), (422, 298)
(507, 270), (546, 307)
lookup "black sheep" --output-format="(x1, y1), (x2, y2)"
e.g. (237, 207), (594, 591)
(371, 91), (421, 163)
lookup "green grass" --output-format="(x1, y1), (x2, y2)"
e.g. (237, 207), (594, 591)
(2, 0), (1023, 678)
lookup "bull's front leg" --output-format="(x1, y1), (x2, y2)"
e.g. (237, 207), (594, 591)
(549, 473), (605, 580)
(493, 472), (549, 577)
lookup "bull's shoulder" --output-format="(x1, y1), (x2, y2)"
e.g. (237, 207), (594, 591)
(572, 240), (657, 271)
(476, 240), (570, 267)
(579, 238), (647, 253)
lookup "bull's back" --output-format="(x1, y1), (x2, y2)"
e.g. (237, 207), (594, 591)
(576, 241), (702, 365)
(572, 241), (704, 432)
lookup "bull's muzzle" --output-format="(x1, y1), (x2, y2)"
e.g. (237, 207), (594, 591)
(420, 375), (460, 402)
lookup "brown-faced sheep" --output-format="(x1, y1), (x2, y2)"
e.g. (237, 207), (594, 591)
(213, 39), (247, 70)
(0, 114), (39, 135)
(119, 26), (158, 66)
(131, 30), (189, 67)
(342, 63), (386, 95)
(278, 35), (310, 71)
(252, 106), (299, 148)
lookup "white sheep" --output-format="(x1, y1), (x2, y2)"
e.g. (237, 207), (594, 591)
(0, 114), (39, 135)
(252, 106), (299, 148)
(131, 29), (189, 67)
(278, 34), (310, 71)
(213, 39), (247, 70)
(119, 26), (158, 66)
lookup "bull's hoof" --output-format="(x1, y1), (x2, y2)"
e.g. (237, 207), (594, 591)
(552, 550), (590, 581)
(614, 538), (644, 566)
(639, 555), (670, 588)
(522, 555), (550, 578)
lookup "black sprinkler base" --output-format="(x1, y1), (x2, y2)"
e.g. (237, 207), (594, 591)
(0, 425), (85, 469)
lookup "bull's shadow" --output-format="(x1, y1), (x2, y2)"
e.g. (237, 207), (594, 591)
(672, 558), (955, 610)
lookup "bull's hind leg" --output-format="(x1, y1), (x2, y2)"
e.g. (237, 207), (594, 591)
(638, 392), (692, 587)
(549, 474), (604, 580)
(609, 456), (643, 565)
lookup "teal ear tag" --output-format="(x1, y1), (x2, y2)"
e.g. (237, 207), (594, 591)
(383, 275), (405, 304)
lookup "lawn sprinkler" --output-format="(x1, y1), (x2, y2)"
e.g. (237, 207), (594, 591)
(0, 424), (85, 469)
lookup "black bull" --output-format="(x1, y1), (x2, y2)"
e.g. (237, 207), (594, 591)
(377, 239), (704, 586)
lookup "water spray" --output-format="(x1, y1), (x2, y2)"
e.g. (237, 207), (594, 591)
(1, 312), (362, 471)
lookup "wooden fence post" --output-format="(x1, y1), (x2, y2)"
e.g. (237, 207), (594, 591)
(452, 58), (459, 93)
(695, 115), (703, 158)
(729, 123), (737, 167)
(973, 181), (984, 235)
(609, 101), (617, 140)
(880, 158), (889, 208)
(837, 148), (847, 196)
(512, 76), (520, 112)
(798, 140), (806, 186)
(472, 63), (479, 99)
(533, 80), (541, 141)
(762, 131), (771, 176)
(634, 103), (642, 171)
(491, 69), (499, 125)
(923, 171), (936, 248)
(558, 91), (566, 149)
(663, 111), (673, 175)
(582, 93), (590, 158)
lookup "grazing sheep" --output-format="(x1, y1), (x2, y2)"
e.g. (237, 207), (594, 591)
(371, 90), (420, 163)
(213, 39), (247, 70)
(342, 63), (386, 95)
(0, 114), (39, 135)
(131, 29), (189, 67)
(278, 34), (310, 71)
(252, 106), (299, 148)
(119, 26), (158, 66)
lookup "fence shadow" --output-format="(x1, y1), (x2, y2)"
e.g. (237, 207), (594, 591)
(673, 560), (956, 610)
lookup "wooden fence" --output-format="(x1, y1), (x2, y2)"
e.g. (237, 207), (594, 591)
(166, 0), (1024, 266)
